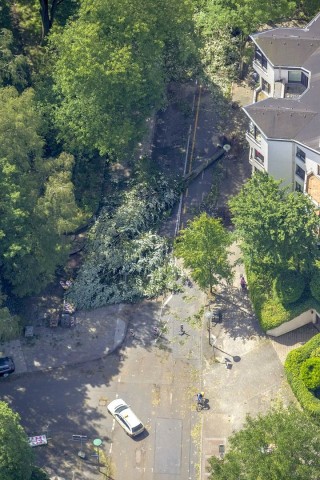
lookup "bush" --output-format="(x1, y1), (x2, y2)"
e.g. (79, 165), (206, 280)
(285, 334), (320, 422)
(273, 270), (305, 304)
(300, 357), (320, 391)
(310, 267), (320, 302)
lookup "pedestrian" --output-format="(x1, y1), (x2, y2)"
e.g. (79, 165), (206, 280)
(180, 324), (185, 335)
(240, 274), (247, 291)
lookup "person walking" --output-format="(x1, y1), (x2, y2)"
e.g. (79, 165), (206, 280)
(240, 274), (247, 292)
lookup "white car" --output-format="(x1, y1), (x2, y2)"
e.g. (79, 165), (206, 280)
(107, 399), (145, 437)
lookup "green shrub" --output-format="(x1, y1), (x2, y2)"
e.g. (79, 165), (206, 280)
(311, 346), (320, 358)
(285, 334), (320, 422)
(273, 270), (305, 304)
(300, 357), (320, 390)
(310, 267), (320, 302)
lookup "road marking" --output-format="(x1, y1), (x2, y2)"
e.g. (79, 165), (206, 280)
(109, 443), (113, 454)
(111, 419), (115, 432)
(170, 392), (173, 405)
(118, 377), (121, 382)
(189, 85), (202, 173)
(163, 294), (173, 307)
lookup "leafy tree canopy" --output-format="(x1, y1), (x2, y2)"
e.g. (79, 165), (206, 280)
(0, 402), (34, 480)
(0, 87), (82, 296)
(208, 405), (320, 480)
(174, 213), (232, 292)
(51, 0), (195, 156)
(229, 172), (319, 273)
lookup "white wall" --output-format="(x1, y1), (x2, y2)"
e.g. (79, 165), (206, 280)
(267, 309), (318, 337)
(267, 140), (294, 187)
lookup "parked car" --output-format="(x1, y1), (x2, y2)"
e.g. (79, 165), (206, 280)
(0, 356), (15, 377)
(107, 399), (145, 437)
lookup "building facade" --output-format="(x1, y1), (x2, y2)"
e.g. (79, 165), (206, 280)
(243, 13), (320, 207)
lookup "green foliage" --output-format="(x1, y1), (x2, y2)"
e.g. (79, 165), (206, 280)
(285, 334), (320, 421)
(0, 29), (29, 89)
(296, 0), (320, 17)
(0, 402), (34, 480)
(30, 467), (49, 480)
(229, 172), (319, 274)
(67, 169), (180, 308)
(0, 308), (21, 342)
(174, 213), (232, 293)
(195, 0), (296, 80)
(51, 0), (196, 156)
(0, 87), (83, 296)
(247, 266), (320, 331)
(208, 404), (320, 480)
(195, 17), (240, 94)
(300, 357), (320, 391)
(273, 269), (305, 305)
(310, 264), (320, 302)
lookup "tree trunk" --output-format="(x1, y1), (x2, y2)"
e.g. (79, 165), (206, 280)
(39, 0), (63, 42)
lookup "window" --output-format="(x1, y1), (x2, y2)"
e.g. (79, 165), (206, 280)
(249, 123), (262, 143)
(288, 70), (302, 83)
(254, 149), (264, 165)
(301, 72), (309, 88)
(254, 47), (267, 70)
(296, 147), (306, 162)
(261, 78), (270, 94)
(295, 165), (305, 180)
(295, 182), (303, 192)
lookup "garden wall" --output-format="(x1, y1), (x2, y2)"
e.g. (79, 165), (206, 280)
(267, 309), (319, 337)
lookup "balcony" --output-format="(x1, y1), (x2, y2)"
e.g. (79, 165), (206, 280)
(285, 83), (307, 99)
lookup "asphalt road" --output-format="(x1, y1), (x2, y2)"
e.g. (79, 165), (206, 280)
(1, 300), (202, 480)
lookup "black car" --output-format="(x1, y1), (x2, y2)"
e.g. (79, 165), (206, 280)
(0, 357), (15, 377)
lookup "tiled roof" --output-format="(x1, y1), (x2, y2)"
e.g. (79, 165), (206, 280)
(244, 13), (320, 152)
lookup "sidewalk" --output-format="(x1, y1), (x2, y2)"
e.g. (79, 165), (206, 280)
(200, 263), (316, 479)
(0, 304), (130, 374)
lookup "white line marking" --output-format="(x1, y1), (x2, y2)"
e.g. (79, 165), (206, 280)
(111, 419), (115, 432)
(109, 443), (113, 454)
(163, 294), (173, 307)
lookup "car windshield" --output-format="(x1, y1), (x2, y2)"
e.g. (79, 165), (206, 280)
(115, 405), (128, 414)
(0, 358), (8, 367)
(132, 424), (143, 433)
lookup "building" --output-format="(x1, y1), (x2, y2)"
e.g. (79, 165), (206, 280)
(243, 12), (320, 207)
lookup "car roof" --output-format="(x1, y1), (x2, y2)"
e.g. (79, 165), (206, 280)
(0, 357), (11, 366)
(108, 399), (142, 428)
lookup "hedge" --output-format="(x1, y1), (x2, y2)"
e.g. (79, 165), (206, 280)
(310, 267), (320, 302)
(273, 270), (305, 304)
(300, 357), (320, 390)
(285, 334), (320, 422)
(247, 267), (320, 331)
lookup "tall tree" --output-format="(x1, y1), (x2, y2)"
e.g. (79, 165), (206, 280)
(174, 213), (232, 293)
(51, 0), (195, 156)
(208, 405), (320, 480)
(39, 0), (65, 40)
(0, 87), (82, 296)
(0, 402), (34, 480)
(229, 172), (319, 273)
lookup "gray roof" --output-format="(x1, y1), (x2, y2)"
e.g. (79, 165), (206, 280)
(244, 13), (320, 151)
